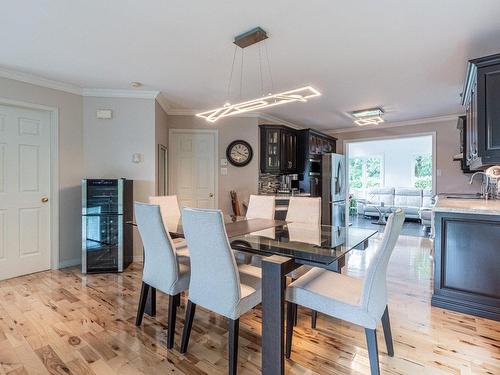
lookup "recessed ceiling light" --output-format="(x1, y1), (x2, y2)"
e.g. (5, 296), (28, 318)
(351, 107), (385, 126)
(130, 81), (142, 88)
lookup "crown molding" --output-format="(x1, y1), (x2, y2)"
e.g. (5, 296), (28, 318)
(164, 107), (302, 128)
(327, 113), (462, 135)
(155, 92), (172, 114)
(0, 66), (83, 95)
(82, 88), (160, 99)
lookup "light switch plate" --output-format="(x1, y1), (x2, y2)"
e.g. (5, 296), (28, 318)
(96, 109), (113, 119)
(220, 158), (228, 166)
(220, 167), (228, 176)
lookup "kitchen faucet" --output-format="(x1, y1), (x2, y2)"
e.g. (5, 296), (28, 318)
(469, 171), (491, 199)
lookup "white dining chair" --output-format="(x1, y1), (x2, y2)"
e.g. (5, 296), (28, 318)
(286, 196), (321, 279)
(149, 195), (188, 254)
(239, 194), (276, 265)
(134, 202), (190, 349)
(180, 207), (262, 375)
(286, 196), (321, 224)
(246, 194), (276, 219)
(285, 209), (405, 375)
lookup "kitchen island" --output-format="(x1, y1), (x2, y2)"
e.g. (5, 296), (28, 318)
(432, 196), (500, 321)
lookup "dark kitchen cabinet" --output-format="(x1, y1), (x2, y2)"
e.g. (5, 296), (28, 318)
(259, 125), (298, 173)
(462, 53), (500, 169)
(297, 129), (337, 195)
(456, 116), (479, 173)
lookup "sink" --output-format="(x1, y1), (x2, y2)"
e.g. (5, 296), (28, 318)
(445, 194), (483, 200)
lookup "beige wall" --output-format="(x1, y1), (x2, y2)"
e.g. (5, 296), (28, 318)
(0, 76), (84, 265)
(166, 115), (260, 214)
(83, 96), (156, 255)
(331, 119), (479, 194)
(155, 100), (169, 195)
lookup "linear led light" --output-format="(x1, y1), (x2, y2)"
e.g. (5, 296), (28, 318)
(196, 86), (321, 123)
(351, 107), (385, 126)
(354, 116), (385, 126)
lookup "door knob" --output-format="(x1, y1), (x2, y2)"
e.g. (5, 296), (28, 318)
(41, 197), (49, 203)
(209, 193), (214, 198)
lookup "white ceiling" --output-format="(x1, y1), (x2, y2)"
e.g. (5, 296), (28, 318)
(1, 0), (500, 130)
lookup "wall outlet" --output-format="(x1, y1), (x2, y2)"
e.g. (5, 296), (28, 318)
(220, 167), (228, 176)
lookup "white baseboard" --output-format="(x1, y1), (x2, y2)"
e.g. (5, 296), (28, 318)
(58, 258), (81, 269)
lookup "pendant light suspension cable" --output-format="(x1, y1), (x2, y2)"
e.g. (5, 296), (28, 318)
(226, 45), (238, 101)
(259, 42), (264, 96)
(239, 48), (244, 100)
(264, 40), (275, 94)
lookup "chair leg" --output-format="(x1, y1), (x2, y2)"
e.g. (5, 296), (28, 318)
(311, 310), (318, 329)
(135, 282), (150, 326)
(365, 328), (380, 375)
(228, 319), (239, 375)
(381, 306), (394, 357)
(167, 294), (179, 349)
(293, 303), (298, 326)
(180, 300), (196, 354)
(285, 302), (295, 359)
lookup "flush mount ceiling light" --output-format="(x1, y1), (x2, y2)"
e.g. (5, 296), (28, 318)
(351, 107), (385, 126)
(196, 27), (321, 123)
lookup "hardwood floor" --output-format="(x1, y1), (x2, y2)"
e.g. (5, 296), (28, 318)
(0, 234), (499, 375)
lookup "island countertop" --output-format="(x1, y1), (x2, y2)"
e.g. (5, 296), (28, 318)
(433, 196), (500, 215)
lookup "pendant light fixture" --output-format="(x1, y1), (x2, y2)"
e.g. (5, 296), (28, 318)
(196, 27), (321, 123)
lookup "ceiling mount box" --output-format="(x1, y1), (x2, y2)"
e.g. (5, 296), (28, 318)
(96, 109), (113, 119)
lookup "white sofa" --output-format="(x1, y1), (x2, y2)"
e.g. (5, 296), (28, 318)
(354, 187), (433, 220)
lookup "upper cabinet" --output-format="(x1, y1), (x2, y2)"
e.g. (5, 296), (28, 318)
(259, 125), (337, 174)
(260, 125), (298, 173)
(462, 53), (500, 170)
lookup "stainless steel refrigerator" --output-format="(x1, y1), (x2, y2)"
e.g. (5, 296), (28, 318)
(321, 153), (346, 226)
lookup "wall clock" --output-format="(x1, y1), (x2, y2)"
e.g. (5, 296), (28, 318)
(226, 140), (253, 167)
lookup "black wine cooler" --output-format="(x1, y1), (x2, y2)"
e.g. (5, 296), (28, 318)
(81, 179), (133, 274)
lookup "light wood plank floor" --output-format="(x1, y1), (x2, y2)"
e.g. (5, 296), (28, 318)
(0, 234), (499, 375)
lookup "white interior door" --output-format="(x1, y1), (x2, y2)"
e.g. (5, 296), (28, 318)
(170, 130), (217, 209)
(0, 104), (51, 281)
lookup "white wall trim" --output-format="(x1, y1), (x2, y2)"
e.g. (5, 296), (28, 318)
(168, 128), (219, 209)
(0, 97), (61, 270)
(58, 258), (81, 269)
(0, 67), (82, 95)
(82, 88), (160, 99)
(328, 114), (461, 135)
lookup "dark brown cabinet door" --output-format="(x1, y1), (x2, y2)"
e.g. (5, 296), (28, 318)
(480, 65), (500, 156)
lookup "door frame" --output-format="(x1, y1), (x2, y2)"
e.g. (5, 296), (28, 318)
(343, 131), (436, 223)
(0, 97), (60, 270)
(168, 128), (219, 209)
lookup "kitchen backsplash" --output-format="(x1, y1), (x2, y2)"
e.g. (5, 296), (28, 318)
(258, 173), (280, 194)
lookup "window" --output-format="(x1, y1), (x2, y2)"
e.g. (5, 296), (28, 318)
(349, 156), (383, 190)
(412, 154), (432, 189)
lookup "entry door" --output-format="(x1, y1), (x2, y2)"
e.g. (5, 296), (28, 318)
(0, 104), (51, 281)
(170, 130), (216, 208)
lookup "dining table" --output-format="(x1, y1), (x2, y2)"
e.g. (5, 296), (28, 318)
(129, 216), (378, 375)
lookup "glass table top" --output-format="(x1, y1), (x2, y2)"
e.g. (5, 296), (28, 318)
(230, 223), (378, 266)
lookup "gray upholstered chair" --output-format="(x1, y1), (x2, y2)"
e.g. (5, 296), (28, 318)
(285, 209), (405, 375)
(149, 195), (188, 255)
(180, 208), (262, 375)
(134, 202), (190, 349)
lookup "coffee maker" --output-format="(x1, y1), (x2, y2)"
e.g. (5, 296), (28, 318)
(278, 174), (299, 194)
